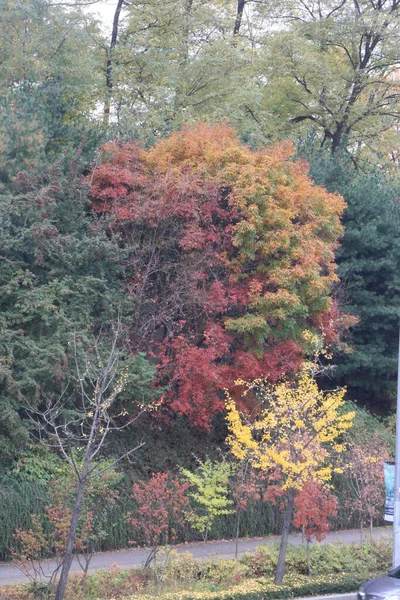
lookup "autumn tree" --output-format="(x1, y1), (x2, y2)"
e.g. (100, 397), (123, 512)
(225, 365), (354, 584)
(89, 123), (346, 428)
(293, 481), (338, 573)
(128, 472), (190, 585)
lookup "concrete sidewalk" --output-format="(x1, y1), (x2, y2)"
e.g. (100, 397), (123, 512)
(0, 527), (391, 586)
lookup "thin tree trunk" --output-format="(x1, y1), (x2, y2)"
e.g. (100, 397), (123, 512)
(104, 0), (125, 126)
(54, 475), (87, 600)
(235, 510), (241, 558)
(275, 489), (296, 585)
(370, 516), (373, 538)
(204, 524), (209, 544)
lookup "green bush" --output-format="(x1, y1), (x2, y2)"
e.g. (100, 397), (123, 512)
(241, 538), (392, 578)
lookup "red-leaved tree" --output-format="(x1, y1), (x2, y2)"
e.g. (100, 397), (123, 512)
(89, 123), (347, 428)
(128, 471), (190, 581)
(293, 481), (338, 573)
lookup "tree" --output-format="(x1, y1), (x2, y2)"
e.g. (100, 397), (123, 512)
(181, 457), (234, 544)
(256, 0), (400, 160)
(344, 433), (388, 542)
(24, 327), (159, 600)
(0, 0), (103, 180)
(230, 462), (260, 557)
(308, 152), (400, 411)
(128, 472), (190, 586)
(89, 123), (346, 428)
(293, 481), (338, 573)
(0, 155), (129, 466)
(11, 466), (119, 597)
(99, 0), (261, 142)
(225, 364), (354, 584)
(103, 0), (127, 126)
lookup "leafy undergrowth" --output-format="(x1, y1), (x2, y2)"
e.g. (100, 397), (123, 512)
(0, 538), (390, 600)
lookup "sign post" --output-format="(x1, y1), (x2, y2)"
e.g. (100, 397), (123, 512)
(393, 329), (400, 567)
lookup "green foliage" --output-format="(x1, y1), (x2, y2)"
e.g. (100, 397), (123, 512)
(0, 0), (105, 181)
(10, 445), (67, 483)
(0, 476), (47, 561)
(242, 538), (392, 578)
(256, 0), (400, 161)
(308, 151), (400, 411)
(105, 1), (259, 144)
(343, 402), (394, 451)
(0, 541), (386, 599)
(181, 458), (234, 542)
(0, 156), (130, 465)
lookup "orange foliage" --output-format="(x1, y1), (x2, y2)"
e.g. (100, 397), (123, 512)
(89, 124), (346, 428)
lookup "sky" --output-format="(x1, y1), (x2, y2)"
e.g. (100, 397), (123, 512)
(84, 0), (120, 32)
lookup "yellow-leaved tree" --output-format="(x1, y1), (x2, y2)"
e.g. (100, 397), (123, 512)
(225, 363), (354, 585)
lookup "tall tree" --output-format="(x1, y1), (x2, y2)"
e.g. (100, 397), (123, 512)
(103, 0), (126, 126)
(308, 152), (400, 411)
(0, 155), (129, 466)
(0, 0), (103, 181)
(101, 0), (259, 142)
(258, 0), (400, 159)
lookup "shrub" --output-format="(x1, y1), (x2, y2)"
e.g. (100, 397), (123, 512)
(123, 572), (381, 600)
(242, 539), (392, 578)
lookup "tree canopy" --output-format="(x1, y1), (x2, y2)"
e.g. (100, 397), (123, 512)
(89, 123), (346, 427)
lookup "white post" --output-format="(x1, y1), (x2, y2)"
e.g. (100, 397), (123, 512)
(393, 328), (400, 567)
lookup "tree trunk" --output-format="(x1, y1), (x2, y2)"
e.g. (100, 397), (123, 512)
(54, 476), (87, 600)
(235, 510), (241, 558)
(233, 0), (246, 37)
(274, 488), (296, 585)
(204, 524), (209, 544)
(104, 0), (125, 126)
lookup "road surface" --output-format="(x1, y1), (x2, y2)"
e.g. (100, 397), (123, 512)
(0, 527), (391, 587)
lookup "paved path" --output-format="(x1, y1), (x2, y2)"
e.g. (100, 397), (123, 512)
(0, 527), (391, 587)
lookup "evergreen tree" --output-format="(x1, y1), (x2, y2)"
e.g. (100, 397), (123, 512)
(308, 152), (400, 411)
(0, 155), (130, 466)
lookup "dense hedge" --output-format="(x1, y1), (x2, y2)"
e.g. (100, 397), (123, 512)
(0, 478), (47, 560)
(0, 473), (381, 560)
